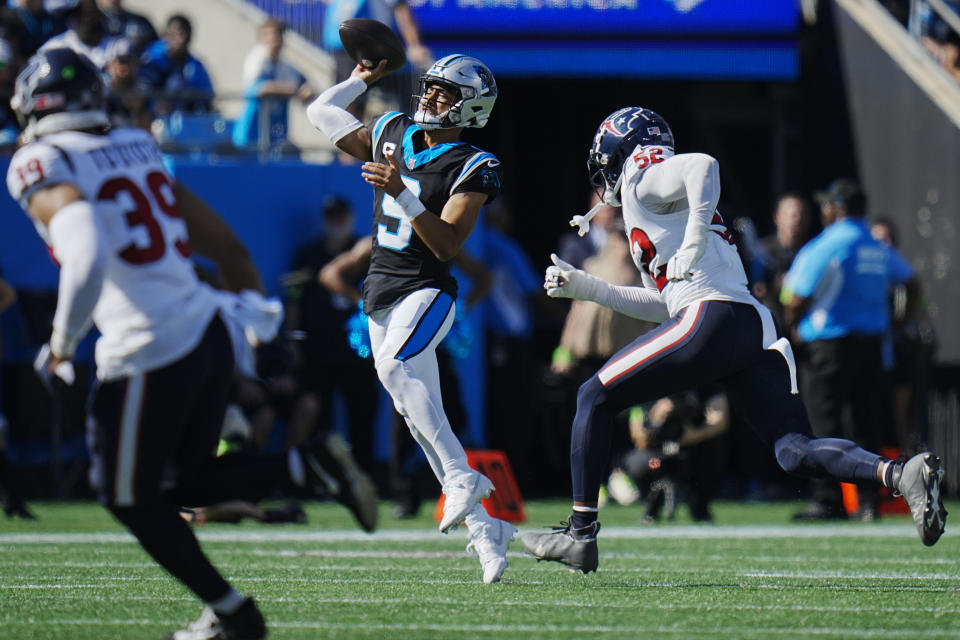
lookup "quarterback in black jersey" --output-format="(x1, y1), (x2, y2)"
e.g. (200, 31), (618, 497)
(307, 54), (514, 584)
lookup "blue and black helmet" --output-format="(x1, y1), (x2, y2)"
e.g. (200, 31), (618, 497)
(587, 107), (674, 205)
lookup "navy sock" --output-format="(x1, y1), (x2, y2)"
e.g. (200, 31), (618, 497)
(571, 509), (597, 530)
(883, 459), (900, 488)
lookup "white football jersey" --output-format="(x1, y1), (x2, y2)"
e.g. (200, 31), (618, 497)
(620, 147), (756, 318)
(7, 127), (219, 380)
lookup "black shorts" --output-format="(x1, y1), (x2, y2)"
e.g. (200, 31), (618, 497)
(87, 315), (234, 506)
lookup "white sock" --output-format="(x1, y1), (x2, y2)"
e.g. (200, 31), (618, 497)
(209, 588), (245, 615)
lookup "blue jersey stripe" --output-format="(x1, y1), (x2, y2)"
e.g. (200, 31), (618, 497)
(394, 292), (454, 361)
(451, 152), (496, 193)
(372, 111), (403, 150)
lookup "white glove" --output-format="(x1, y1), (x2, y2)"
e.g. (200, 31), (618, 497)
(543, 253), (604, 301)
(217, 290), (285, 347)
(33, 343), (76, 390)
(665, 246), (703, 282)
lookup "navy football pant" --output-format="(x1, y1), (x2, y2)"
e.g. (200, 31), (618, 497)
(571, 300), (884, 504)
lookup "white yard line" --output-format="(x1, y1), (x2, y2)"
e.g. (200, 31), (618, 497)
(37, 593), (960, 615)
(7, 619), (960, 637)
(0, 524), (934, 545)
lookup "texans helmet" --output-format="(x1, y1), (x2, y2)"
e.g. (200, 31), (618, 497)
(587, 107), (674, 205)
(11, 48), (109, 143)
(412, 54), (497, 130)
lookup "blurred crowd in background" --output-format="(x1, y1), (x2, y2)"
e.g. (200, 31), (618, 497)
(0, 0), (956, 526)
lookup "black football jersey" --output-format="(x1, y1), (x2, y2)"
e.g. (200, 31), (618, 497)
(361, 112), (503, 314)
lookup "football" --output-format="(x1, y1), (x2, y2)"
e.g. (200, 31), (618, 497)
(338, 18), (407, 73)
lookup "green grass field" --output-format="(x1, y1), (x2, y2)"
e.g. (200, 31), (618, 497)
(1, 499), (959, 639)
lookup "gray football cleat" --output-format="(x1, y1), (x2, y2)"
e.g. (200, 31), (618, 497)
(894, 452), (947, 546)
(522, 520), (600, 574)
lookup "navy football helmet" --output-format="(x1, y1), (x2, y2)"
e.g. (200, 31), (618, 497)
(412, 54), (497, 130)
(11, 48), (109, 142)
(587, 107), (674, 205)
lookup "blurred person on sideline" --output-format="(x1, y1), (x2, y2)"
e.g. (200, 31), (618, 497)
(0, 272), (34, 519)
(306, 51), (513, 583)
(870, 216), (935, 453)
(916, 0), (960, 82)
(0, 39), (21, 148)
(7, 47), (377, 639)
(283, 196), (377, 470)
(481, 198), (548, 484)
(233, 18), (314, 152)
(39, 0), (130, 70)
(104, 38), (150, 129)
(96, 0), (157, 54)
(782, 179), (919, 521)
(521, 109), (945, 575)
(10, 0), (65, 58)
(609, 389), (729, 523)
(139, 14), (214, 115)
(751, 191), (814, 333)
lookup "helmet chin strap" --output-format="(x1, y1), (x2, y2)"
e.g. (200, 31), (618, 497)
(569, 173), (623, 237)
(603, 172), (624, 207)
(568, 200), (607, 238)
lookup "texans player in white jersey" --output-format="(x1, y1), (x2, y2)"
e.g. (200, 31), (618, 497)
(8, 49), (379, 639)
(522, 107), (946, 573)
(306, 54), (515, 583)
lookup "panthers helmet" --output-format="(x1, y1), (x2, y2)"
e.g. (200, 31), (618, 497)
(412, 54), (497, 130)
(11, 48), (109, 143)
(587, 107), (674, 205)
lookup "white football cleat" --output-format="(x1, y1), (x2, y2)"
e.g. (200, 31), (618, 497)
(466, 517), (517, 584)
(440, 471), (494, 533)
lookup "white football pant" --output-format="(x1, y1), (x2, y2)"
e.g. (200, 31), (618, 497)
(367, 288), (474, 486)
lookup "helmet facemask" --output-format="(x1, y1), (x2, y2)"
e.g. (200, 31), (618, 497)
(411, 54), (497, 130)
(587, 136), (628, 207)
(411, 79), (463, 130)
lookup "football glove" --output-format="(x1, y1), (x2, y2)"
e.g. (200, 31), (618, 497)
(665, 245), (704, 282)
(33, 343), (76, 391)
(543, 253), (604, 302)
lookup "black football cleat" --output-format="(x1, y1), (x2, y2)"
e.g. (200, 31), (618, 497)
(166, 597), (267, 640)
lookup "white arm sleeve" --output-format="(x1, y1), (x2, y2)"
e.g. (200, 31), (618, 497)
(593, 282), (670, 323)
(672, 153), (720, 254)
(305, 77), (367, 143)
(48, 200), (107, 358)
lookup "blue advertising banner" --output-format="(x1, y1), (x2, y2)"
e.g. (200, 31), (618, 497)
(246, 0), (799, 78)
(410, 0), (799, 37)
